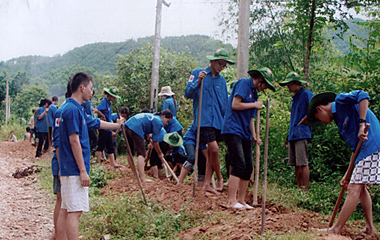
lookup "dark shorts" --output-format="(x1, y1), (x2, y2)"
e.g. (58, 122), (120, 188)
(53, 175), (61, 194)
(125, 127), (146, 157)
(97, 130), (114, 154)
(288, 139), (309, 166)
(150, 142), (170, 168)
(223, 134), (253, 181)
(200, 127), (222, 144)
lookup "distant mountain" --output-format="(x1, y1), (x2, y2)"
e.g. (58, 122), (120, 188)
(0, 35), (233, 78)
(329, 18), (368, 55)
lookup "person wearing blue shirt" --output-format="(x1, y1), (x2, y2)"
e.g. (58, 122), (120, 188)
(307, 90), (380, 235)
(178, 122), (208, 186)
(222, 67), (275, 209)
(185, 48), (234, 194)
(94, 86), (122, 168)
(56, 72), (124, 240)
(124, 110), (172, 183)
(35, 98), (52, 158)
(158, 86), (177, 118)
(110, 107), (130, 160)
(163, 132), (187, 177)
(279, 72), (314, 191)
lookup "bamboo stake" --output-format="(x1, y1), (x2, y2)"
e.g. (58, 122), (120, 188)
(261, 99), (270, 235)
(193, 77), (204, 197)
(253, 110), (261, 205)
(329, 123), (370, 227)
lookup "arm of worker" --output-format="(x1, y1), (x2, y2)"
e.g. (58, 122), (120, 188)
(56, 147), (60, 179)
(38, 107), (49, 120)
(184, 70), (206, 98)
(358, 98), (369, 141)
(250, 118), (262, 146)
(69, 133), (90, 187)
(232, 95), (263, 111)
(93, 108), (106, 121)
(152, 141), (165, 161)
(99, 117), (125, 130)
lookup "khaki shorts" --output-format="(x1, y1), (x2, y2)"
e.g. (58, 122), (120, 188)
(60, 176), (89, 212)
(288, 139), (309, 167)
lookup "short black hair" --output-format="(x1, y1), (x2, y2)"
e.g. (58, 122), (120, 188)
(120, 107), (130, 118)
(52, 96), (58, 101)
(26, 127), (30, 132)
(70, 72), (93, 93)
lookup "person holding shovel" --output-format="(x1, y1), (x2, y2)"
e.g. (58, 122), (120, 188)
(306, 90), (380, 235)
(222, 67), (275, 209)
(185, 48), (234, 193)
(279, 72), (314, 191)
(124, 109), (173, 183)
(94, 87), (122, 168)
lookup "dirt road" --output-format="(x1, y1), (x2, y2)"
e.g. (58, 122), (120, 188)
(0, 141), (53, 239)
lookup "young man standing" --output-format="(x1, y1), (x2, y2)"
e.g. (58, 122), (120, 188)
(307, 90), (380, 235)
(49, 96), (59, 148)
(279, 72), (314, 191)
(185, 48), (234, 193)
(56, 72), (124, 240)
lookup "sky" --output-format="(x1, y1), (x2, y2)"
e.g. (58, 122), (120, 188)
(0, 0), (230, 61)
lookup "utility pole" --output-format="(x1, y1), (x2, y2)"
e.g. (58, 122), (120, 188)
(150, 0), (170, 112)
(236, 0), (250, 79)
(5, 77), (10, 124)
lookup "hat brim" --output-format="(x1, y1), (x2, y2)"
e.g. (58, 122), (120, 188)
(158, 92), (175, 96)
(163, 134), (183, 147)
(206, 56), (235, 65)
(279, 78), (307, 86)
(248, 70), (276, 92)
(104, 88), (121, 99)
(307, 92), (336, 128)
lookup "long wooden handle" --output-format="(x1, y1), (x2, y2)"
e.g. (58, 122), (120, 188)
(253, 110), (261, 205)
(329, 123), (370, 227)
(161, 157), (179, 182)
(115, 106), (147, 205)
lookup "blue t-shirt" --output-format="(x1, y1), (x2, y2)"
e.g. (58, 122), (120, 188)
(332, 90), (380, 165)
(51, 102), (68, 176)
(97, 97), (112, 132)
(59, 98), (101, 176)
(222, 78), (258, 141)
(162, 96), (177, 118)
(183, 122), (207, 150)
(164, 118), (183, 134)
(36, 106), (48, 133)
(185, 66), (228, 130)
(48, 103), (57, 128)
(82, 100), (93, 117)
(125, 113), (164, 142)
(288, 88), (314, 141)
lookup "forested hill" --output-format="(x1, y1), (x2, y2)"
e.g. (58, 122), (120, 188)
(0, 35), (232, 78)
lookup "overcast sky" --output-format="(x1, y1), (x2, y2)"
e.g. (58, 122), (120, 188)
(0, 0), (230, 61)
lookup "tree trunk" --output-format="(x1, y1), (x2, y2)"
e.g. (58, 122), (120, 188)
(303, 0), (316, 82)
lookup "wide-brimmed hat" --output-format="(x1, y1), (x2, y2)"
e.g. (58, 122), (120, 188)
(158, 86), (175, 96)
(163, 132), (183, 147)
(307, 92), (336, 127)
(248, 67), (275, 92)
(206, 48), (235, 65)
(279, 72), (307, 86)
(104, 87), (121, 99)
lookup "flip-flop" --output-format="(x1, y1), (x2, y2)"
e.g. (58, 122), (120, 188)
(245, 204), (254, 209)
(232, 203), (246, 209)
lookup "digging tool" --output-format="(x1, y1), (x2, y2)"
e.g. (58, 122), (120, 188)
(329, 123), (370, 227)
(252, 109), (261, 205)
(161, 157), (179, 182)
(115, 106), (147, 205)
(261, 99), (270, 235)
(193, 75), (204, 197)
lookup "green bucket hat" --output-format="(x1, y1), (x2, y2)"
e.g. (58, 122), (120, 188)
(206, 48), (235, 65)
(104, 86), (121, 99)
(163, 132), (183, 147)
(307, 92), (336, 128)
(279, 72), (307, 86)
(248, 67), (276, 92)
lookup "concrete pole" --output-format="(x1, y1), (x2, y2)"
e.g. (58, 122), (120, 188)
(150, 0), (170, 112)
(236, 0), (250, 79)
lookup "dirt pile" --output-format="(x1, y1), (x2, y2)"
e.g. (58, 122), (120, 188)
(0, 141), (36, 160)
(12, 165), (41, 178)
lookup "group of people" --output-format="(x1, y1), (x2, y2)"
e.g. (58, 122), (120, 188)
(35, 48), (379, 238)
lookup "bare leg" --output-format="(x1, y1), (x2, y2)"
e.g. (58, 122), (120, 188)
(109, 153), (121, 168)
(208, 141), (224, 191)
(51, 193), (62, 240)
(227, 175), (240, 207)
(178, 167), (190, 184)
(359, 186), (375, 235)
(95, 151), (103, 163)
(295, 166), (309, 191)
(202, 148), (218, 194)
(56, 209), (67, 240)
(66, 211), (82, 240)
(137, 155), (152, 183)
(151, 165), (159, 178)
(329, 184), (364, 234)
(237, 179), (250, 205)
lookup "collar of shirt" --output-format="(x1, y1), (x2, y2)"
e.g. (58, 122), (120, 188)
(292, 87), (304, 99)
(205, 66), (218, 78)
(67, 98), (85, 111)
